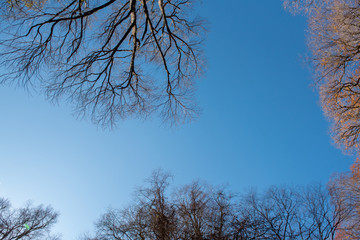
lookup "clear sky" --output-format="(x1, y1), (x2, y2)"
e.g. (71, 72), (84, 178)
(0, 1), (354, 239)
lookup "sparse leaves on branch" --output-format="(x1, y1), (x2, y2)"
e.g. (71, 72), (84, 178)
(329, 158), (360, 239)
(284, 0), (360, 153)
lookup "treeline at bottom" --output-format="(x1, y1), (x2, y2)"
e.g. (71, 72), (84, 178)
(1, 169), (359, 240)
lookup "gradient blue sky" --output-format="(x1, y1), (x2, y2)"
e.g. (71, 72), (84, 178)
(0, 1), (354, 239)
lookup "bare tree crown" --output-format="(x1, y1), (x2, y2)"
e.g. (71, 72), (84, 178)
(0, 198), (59, 240)
(0, 0), (205, 126)
(86, 171), (346, 240)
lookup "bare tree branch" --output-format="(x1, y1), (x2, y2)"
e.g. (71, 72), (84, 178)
(0, 198), (60, 240)
(0, 0), (205, 126)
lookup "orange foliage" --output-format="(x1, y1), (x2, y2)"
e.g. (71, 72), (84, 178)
(335, 229), (351, 240)
(330, 158), (360, 239)
(285, 0), (360, 154)
(350, 158), (360, 179)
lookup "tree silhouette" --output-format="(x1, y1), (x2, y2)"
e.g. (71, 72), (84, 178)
(0, 0), (205, 126)
(85, 171), (346, 240)
(0, 198), (59, 240)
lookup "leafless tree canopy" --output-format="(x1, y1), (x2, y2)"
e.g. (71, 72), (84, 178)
(0, 198), (59, 240)
(174, 181), (236, 240)
(284, 0), (360, 153)
(0, 0), (205, 126)
(237, 184), (343, 240)
(85, 171), (346, 240)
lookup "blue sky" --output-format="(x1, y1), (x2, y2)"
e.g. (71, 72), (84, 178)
(0, 1), (354, 239)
